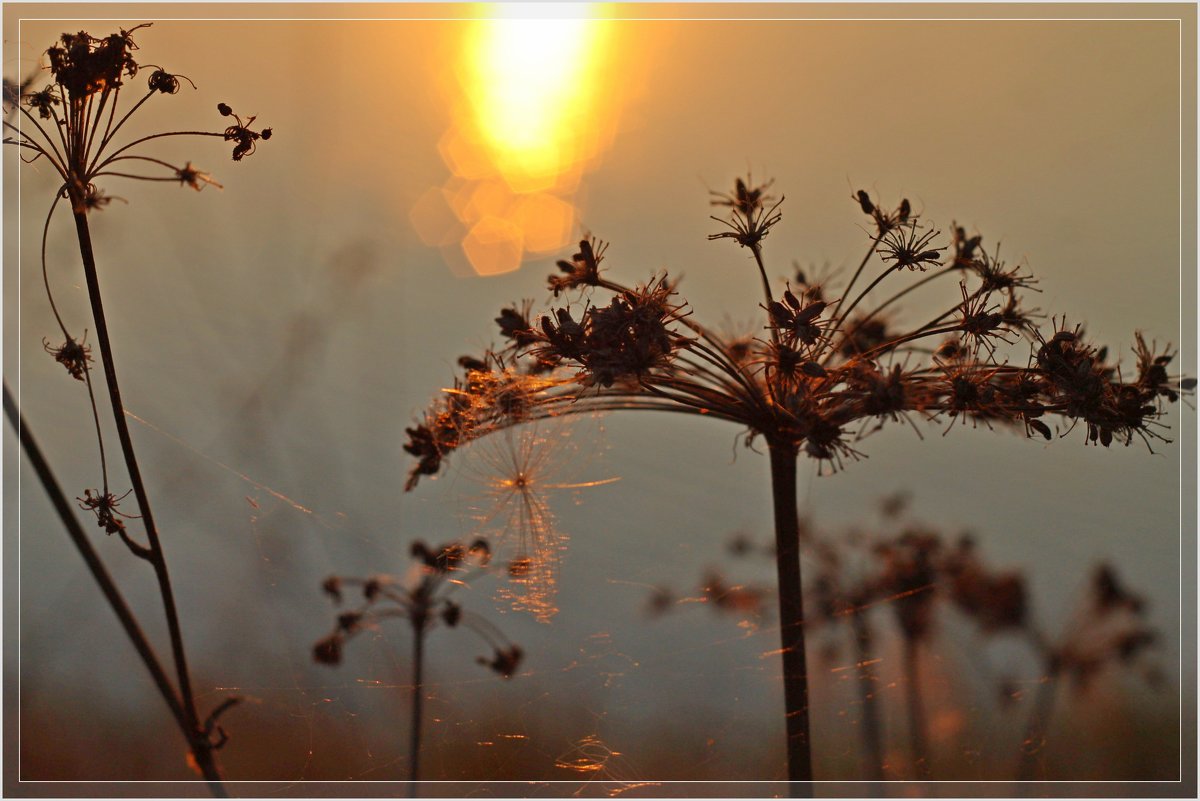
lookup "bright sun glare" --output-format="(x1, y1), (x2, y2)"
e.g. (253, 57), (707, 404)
(464, 16), (605, 192)
(412, 11), (628, 277)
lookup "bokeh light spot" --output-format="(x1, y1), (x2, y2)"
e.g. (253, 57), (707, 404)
(462, 216), (525, 276)
(511, 193), (576, 254)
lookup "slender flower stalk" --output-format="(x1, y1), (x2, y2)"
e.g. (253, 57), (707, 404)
(314, 539), (523, 796)
(6, 26), (269, 790)
(403, 175), (1191, 792)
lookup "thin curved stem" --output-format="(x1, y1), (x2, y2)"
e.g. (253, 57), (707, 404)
(46, 104), (75, 171)
(856, 325), (962, 362)
(825, 234), (883, 339)
(70, 207), (227, 795)
(750, 243), (777, 330)
(4, 120), (68, 179)
(822, 265), (900, 364)
(39, 189), (69, 338)
(16, 107), (69, 174)
(92, 171), (182, 182)
(841, 264), (963, 345)
(88, 88), (156, 174)
(82, 362), (110, 492)
(92, 129), (223, 173)
(82, 86), (112, 168)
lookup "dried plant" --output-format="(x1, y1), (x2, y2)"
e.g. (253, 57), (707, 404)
(4, 25), (270, 793)
(402, 173), (1189, 792)
(314, 538), (522, 795)
(681, 498), (1163, 784)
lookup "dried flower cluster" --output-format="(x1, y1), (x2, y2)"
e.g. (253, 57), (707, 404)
(6, 25), (271, 210)
(5, 25), (273, 559)
(314, 538), (522, 678)
(407, 178), (1190, 488)
(405, 178), (1191, 609)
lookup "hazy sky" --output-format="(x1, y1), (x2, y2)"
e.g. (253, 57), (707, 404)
(3, 4), (1195, 792)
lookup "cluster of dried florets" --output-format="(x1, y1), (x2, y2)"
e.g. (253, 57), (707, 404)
(405, 176), (1192, 491)
(313, 538), (522, 678)
(5, 25), (273, 559)
(4, 24), (271, 212)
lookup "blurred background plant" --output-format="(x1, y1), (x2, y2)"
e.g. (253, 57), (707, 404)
(314, 537), (522, 796)
(647, 494), (1166, 789)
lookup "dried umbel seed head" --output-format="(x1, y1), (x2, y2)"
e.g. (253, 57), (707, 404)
(767, 286), (827, 346)
(146, 68), (193, 94)
(878, 221), (944, 271)
(314, 538), (520, 683)
(214, 104), (272, 160)
(854, 190), (913, 233)
(175, 162), (222, 192)
(43, 335), (92, 380)
(495, 303), (541, 348)
(23, 86), (60, 118)
(312, 634), (343, 665)
(710, 174), (784, 248)
(76, 183), (125, 213)
(479, 645), (523, 678)
(76, 488), (137, 536)
(321, 576), (343, 604)
(712, 175), (776, 220)
(404, 175), (1190, 501)
(47, 26), (148, 100)
(549, 238), (607, 296)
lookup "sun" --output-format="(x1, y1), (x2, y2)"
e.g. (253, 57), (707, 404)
(461, 13), (610, 193)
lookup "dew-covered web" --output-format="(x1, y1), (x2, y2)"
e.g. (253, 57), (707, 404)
(8, 18), (1188, 797)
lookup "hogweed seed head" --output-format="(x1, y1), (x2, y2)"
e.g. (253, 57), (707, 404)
(314, 537), (520, 677)
(403, 174), (1191, 604)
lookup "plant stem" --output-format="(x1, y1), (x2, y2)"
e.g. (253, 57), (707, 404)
(767, 441), (813, 797)
(1015, 667), (1059, 783)
(3, 384), (227, 797)
(850, 610), (885, 788)
(69, 207), (226, 795)
(903, 637), (931, 780)
(408, 621), (427, 797)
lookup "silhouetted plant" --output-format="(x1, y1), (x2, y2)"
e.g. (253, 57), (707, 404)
(689, 501), (1164, 784)
(402, 175), (1189, 793)
(941, 546), (1163, 782)
(4, 25), (270, 793)
(314, 538), (522, 796)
